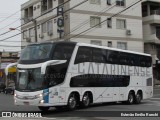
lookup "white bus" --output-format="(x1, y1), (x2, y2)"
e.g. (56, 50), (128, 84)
(6, 42), (153, 111)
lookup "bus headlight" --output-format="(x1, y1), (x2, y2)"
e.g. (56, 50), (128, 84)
(14, 93), (17, 97)
(35, 94), (43, 99)
(39, 100), (44, 103)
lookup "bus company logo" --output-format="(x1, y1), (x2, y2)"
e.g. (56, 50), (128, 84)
(2, 112), (12, 117)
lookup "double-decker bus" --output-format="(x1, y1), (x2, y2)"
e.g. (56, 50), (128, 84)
(6, 41), (153, 111)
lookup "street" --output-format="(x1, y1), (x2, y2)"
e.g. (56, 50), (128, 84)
(0, 87), (159, 120)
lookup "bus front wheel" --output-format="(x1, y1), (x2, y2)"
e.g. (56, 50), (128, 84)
(38, 106), (50, 112)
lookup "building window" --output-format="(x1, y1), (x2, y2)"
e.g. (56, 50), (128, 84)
(23, 30), (28, 39)
(24, 6), (33, 23)
(91, 40), (102, 46)
(107, 0), (111, 5)
(90, 0), (101, 5)
(117, 42), (127, 50)
(59, 0), (64, 5)
(42, 22), (47, 33)
(107, 18), (112, 28)
(47, 20), (53, 32)
(108, 41), (112, 47)
(42, 21), (53, 33)
(90, 16), (101, 28)
(116, 19), (126, 29)
(41, 0), (53, 13)
(28, 6), (33, 18)
(29, 28), (35, 37)
(116, 0), (125, 6)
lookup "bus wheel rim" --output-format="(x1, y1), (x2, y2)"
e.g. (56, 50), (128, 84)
(69, 97), (76, 108)
(129, 94), (133, 103)
(137, 94), (141, 102)
(83, 95), (89, 106)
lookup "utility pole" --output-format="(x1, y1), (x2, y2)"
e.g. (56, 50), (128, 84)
(0, 52), (1, 69)
(32, 19), (38, 43)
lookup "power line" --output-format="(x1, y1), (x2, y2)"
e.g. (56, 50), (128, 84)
(0, 0), (71, 37)
(0, 18), (20, 31)
(0, 45), (22, 47)
(0, 10), (20, 24)
(0, 0), (89, 43)
(67, 0), (142, 40)
(65, 2), (117, 37)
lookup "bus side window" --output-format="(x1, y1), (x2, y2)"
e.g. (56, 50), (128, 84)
(146, 56), (152, 67)
(74, 47), (92, 64)
(107, 51), (119, 64)
(52, 46), (64, 60)
(92, 48), (106, 63)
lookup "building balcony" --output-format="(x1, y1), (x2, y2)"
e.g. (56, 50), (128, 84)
(144, 34), (160, 44)
(143, 11), (160, 25)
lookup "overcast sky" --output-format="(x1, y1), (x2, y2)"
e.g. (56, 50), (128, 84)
(0, 0), (28, 52)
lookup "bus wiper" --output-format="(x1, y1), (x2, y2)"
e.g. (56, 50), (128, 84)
(39, 48), (47, 54)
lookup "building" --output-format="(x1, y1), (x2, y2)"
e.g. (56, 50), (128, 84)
(142, 0), (160, 83)
(21, 0), (143, 53)
(0, 52), (19, 86)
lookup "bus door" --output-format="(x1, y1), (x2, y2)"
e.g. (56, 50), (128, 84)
(94, 88), (103, 103)
(49, 87), (60, 104)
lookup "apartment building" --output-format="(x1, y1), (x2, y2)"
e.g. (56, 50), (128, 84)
(142, 0), (160, 82)
(21, 0), (143, 53)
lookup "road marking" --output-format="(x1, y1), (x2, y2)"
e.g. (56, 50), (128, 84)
(150, 98), (160, 100)
(153, 94), (160, 97)
(42, 117), (56, 119)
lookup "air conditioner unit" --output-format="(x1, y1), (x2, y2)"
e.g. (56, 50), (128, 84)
(126, 30), (132, 35)
(39, 34), (44, 38)
(26, 37), (31, 42)
(47, 31), (53, 36)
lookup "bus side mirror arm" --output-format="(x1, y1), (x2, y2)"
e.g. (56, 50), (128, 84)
(41, 60), (67, 74)
(5, 62), (17, 76)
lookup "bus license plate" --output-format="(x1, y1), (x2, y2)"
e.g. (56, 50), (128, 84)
(23, 102), (29, 105)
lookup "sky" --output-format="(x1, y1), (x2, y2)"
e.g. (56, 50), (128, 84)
(0, 0), (28, 52)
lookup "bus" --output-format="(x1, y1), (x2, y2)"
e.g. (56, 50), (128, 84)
(6, 41), (153, 111)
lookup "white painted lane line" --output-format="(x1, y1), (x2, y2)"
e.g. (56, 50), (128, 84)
(42, 117), (56, 119)
(150, 98), (160, 100)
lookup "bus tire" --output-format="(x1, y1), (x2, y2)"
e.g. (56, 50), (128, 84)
(135, 91), (142, 104)
(127, 91), (135, 104)
(67, 93), (77, 110)
(81, 92), (90, 108)
(38, 106), (50, 112)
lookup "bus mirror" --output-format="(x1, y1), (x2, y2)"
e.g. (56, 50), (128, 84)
(41, 60), (67, 74)
(5, 63), (17, 76)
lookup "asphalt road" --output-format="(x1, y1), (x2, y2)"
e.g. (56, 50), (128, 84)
(0, 87), (159, 120)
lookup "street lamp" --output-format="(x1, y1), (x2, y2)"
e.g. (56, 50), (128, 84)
(9, 28), (28, 39)
(9, 28), (29, 50)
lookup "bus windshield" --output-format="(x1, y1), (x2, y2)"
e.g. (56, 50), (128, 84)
(16, 68), (48, 91)
(20, 44), (53, 60)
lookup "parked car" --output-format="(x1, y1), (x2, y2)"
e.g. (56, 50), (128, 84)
(4, 84), (15, 95)
(0, 83), (6, 93)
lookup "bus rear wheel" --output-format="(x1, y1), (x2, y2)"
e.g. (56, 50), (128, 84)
(38, 106), (50, 112)
(81, 93), (90, 107)
(127, 92), (135, 104)
(67, 94), (77, 110)
(135, 92), (142, 104)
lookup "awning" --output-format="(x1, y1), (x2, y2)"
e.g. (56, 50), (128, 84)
(5, 67), (16, 73)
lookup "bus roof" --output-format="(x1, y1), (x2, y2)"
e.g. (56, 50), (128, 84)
(77, 43), (151, 57)
(26, 41), (151, 57)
